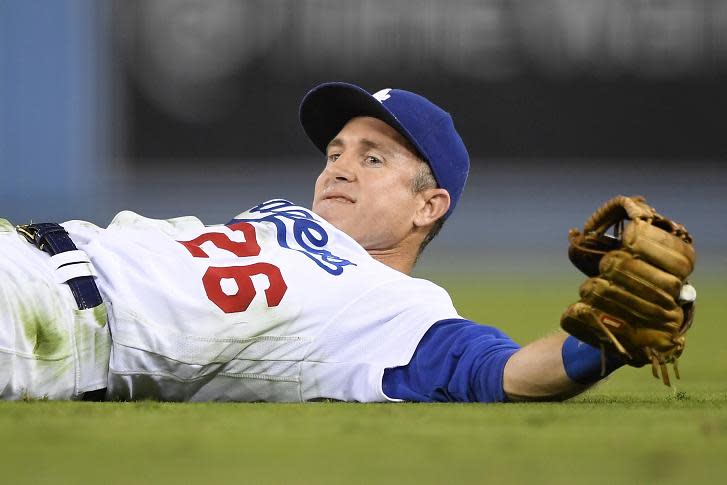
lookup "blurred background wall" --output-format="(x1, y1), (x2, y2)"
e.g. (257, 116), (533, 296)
(1, 0), (725, 277)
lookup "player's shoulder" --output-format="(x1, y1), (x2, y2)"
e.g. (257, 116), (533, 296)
(372, 270), (456, 310)
(408, 275), (454, 302)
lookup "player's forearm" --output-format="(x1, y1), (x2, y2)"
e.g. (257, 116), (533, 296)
(502, 332), (591, 402)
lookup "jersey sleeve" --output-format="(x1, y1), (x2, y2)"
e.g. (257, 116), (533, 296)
(382, 319), (521, 403)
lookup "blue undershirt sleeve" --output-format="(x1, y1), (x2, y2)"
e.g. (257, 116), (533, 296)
(561, 335), (625, 384)
(382, 319), (521, 403)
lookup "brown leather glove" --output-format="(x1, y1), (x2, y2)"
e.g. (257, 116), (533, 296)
(561, 195), (696, 386)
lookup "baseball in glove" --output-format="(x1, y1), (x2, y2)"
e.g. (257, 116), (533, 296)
(561, 195), (696, 386)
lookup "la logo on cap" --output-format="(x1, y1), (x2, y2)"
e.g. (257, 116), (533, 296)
(373, 88), (392, 103)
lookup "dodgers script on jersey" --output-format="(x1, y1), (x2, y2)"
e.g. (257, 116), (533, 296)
(62, 200), (460, 402)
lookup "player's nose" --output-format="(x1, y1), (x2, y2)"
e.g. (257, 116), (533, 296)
(324, 152), (357, 182)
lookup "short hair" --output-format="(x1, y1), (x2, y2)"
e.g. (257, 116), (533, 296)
(410, 161), (446, 258)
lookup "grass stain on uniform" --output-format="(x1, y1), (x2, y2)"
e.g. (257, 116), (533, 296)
(92, 304), (111, 365)
(74, 303), (111, 365)
(91, 304), (108, 327)
(0, 218), (15, 233)
(19, 303), (69, 359)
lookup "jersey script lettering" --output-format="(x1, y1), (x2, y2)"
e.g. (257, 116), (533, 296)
(231, 199), (356, 275)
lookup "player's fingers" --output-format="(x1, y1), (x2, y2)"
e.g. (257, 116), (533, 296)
(623, 220), (695, 280)
(599, 250), (681, 308)
(578, 277), (684, 330)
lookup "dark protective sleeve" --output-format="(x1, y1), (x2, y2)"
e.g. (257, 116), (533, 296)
(382, 319), (521, 403)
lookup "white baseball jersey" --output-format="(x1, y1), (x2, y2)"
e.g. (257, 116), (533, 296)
(62, 199), (460, 402)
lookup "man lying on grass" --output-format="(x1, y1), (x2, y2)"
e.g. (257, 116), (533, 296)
(0, 82), (695, 402)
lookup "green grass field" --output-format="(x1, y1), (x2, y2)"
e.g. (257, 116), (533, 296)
(2, 275), (725, 484)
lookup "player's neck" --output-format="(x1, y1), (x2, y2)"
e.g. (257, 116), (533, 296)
(366, 228), (428, 274)
(367, 239), (419, 274)
(369, 250), (414, 274)
(368, 249), (415, 274)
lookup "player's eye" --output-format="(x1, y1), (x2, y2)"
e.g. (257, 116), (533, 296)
(326, 153), (340, 163)
(364, 156), (382, 166)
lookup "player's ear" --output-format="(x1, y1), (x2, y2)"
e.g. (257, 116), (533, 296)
(413, 188), (450, 228)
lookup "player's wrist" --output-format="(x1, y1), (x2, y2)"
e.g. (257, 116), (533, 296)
(561, 335), (625, 385)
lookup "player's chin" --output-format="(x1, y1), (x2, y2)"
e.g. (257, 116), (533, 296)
(313, 198), (355, 223)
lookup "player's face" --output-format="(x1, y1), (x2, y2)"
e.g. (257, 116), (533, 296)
(312, 116), (424, 250)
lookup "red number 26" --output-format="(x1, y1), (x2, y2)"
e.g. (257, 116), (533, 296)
(177, 222), (288, 313)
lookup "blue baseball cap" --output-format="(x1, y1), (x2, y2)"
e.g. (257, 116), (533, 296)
(299, 82), (469, 218)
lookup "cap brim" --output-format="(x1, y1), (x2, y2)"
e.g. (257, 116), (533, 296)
(299, 82), (427, 161)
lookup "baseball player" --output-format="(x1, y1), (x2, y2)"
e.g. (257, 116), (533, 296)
(0, 82), (695, 402)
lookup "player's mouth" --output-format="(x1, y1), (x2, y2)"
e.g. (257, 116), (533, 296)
(323, 192), (355, 204)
